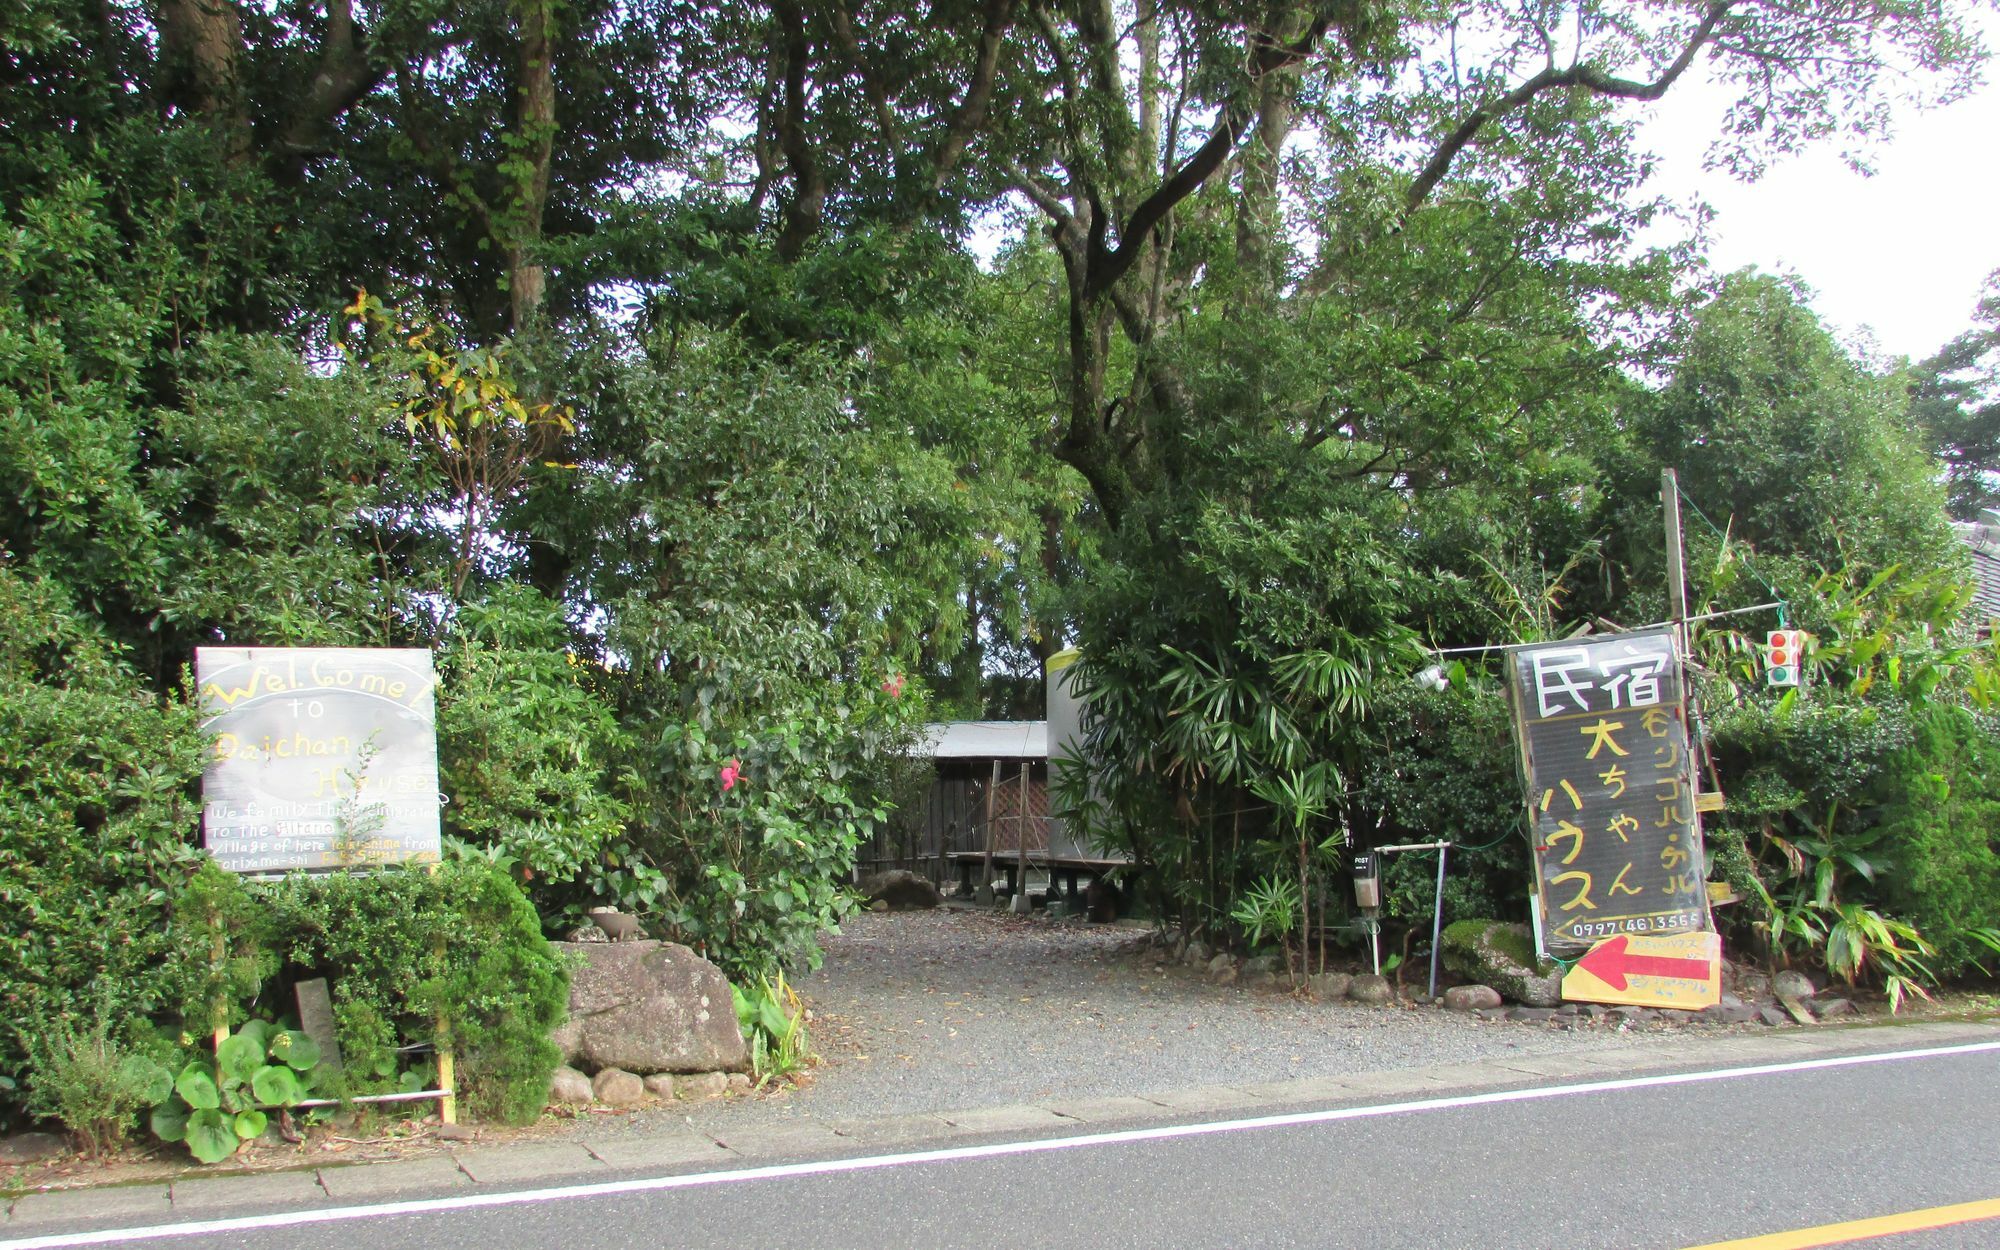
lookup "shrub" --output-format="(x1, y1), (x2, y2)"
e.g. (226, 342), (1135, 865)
(435, 585), (631, 934)
(261, 863), (567, 1125)
(20, 1007), (168, 1158)
(0, 564), (204, 1125)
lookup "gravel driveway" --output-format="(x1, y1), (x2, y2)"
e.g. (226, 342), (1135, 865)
(613, 905), (1641, 1134)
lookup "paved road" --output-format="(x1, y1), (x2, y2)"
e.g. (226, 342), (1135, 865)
(8, 1033), (1998, 1250)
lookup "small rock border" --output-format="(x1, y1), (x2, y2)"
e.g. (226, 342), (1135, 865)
(1108, 931), (1866, 1033)
(550, 1065), (753, 1110)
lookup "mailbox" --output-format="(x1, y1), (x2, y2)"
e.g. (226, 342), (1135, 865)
(1350, 850), (1381, 911)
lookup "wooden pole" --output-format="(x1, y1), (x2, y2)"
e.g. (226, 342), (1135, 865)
(1017, 762), (1030, 902)
(979, 759), (1000, 900)
(1663, 468), (1688, 654)
(427, 861), (457, 1125)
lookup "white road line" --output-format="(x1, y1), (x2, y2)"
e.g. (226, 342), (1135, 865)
(6, 1038), (1997, 1250)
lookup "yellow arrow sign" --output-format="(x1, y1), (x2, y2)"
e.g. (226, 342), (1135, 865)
(1561, 931), (1721, 1009)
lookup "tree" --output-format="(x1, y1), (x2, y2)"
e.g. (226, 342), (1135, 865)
(1626, 270), (1956, 578)
(1910, 271), (2000, 521)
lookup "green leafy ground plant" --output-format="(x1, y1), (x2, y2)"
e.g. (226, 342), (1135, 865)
(150, 1020), (319, 1164)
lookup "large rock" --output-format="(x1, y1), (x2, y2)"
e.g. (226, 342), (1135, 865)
(1440, 920), (1561, 1008)
(592, 1067), (645, 1106)
(1443, 984), (1503, 1012)
(1347, 974), (1395, 1005)
(1774, 969), (1816, 1001)
(858, 869), (942, 911)
(549, 1065), (594, 1105)
(552, 940), (750, 1075)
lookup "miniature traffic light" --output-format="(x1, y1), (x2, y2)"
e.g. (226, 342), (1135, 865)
(1765, 629), (1803, 688)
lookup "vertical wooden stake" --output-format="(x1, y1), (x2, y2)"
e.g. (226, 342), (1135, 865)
(210, 915), (229, 1053)
(429, 861), (457, 1124)
(435, 948), (457, 1125)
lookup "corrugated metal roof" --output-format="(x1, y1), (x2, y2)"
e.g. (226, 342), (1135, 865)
(914, 721), (1048, 759)
(1954, 520), (2000, 623)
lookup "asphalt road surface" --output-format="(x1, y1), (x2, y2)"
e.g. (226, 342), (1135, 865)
(9, 1038), (1999, 1250)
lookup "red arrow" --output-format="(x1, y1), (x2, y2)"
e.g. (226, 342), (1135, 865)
(1576, 935), (1711, 990)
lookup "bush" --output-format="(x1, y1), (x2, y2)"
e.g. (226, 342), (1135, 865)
(20, 1007), (169, 1157)
(1873, 706), (2000, 976)
(436, 585), (632, 934)
(0, 564), (205, 1125)
(261, 863), (567, 1125)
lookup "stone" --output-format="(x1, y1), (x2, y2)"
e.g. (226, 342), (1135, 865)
(1442, 984), (1503, 1012)
(1699, 1001), (1759, 1024)
(1245, 971), (1279, 989)
(1439, 920), (1561, 1007)
(1009, 893), (1032, 915)
(726, 1072), (753, 1094)
(588, 908), (647, 941)
(434, 1122), (476, 1142)
(1308, 972), (1352, 1001)
(1207, 953), (1236, 975)
(0, 1131), (65, 1164)
(1733, 970), (1773, 1001)
(1609, 1006), (1655, 1023)
(549, 1065), (594, 1105)
(1813, 997), (1856, 1020)
(1773, 969), (1817, 1000)
(643, 1073), (678, 1099)
(1183, 941), (1213, 967)
(858, 869), (942, 911)
(1576, 1004), (1605, 1019)
(1241, 955), (1280, 976)
(294, 977), (345, 1075)
(552, 940), (749, 1076)
(1758, 1006), (1788, 1027)
(675, 1071), (729, 1101)
(592, 1067), (645, 1106)
(1211, 965), (1239, 986)
(1507, 1007), (1556, 1023)
(1719, 992), (1746, 1009)
(1347, 974), (1395, 1005)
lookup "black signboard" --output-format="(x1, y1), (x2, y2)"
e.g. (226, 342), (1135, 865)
(196, 648), (442, 873)
(1506, 629), (1711, 956)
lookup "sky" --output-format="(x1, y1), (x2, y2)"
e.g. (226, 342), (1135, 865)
(1636, 22), (2000, 364)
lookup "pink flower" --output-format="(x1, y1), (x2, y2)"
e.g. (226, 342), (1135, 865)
(719, 759), (741, 792)
(883, 673), (905, 698)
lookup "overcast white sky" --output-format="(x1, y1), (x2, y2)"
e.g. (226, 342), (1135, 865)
(1636, 18), (2000, 364)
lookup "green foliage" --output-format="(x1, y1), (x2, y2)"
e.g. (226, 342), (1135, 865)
(0, 563), (204, 1121)
(730, 972), (810, 1085)
(149, 1018), (319, 1164)
(437, 585), (631, 930)
(1228, 875), (1301, 952)
(262, 863), (567, 1126)
(20, 1008), (171, 1158)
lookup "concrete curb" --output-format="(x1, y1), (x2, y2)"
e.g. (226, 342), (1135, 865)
(6, 1015), (1997, 1233)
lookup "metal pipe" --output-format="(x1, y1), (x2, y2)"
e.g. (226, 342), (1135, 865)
(1429, 844), (1448, 1000)
(290, 1089), (451, 1110)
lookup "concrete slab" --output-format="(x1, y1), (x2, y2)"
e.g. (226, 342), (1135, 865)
(1040, 1094), (1175, 1124)
(6, 1183), (171, 1227)
(1228, 1076), (1369, 1105)
(314, 1153), (469, 1201)
(1132, 1085), (1272, 1115)
(1333, 1069), (1456, 1098)
(699, 1124), (849, 1160)
(451, 1142), (602, 1186)
(819, 1112), (961, 1149)
(580, 1130), (734, 1172)
(170, 1168), (327, 1212)
(931, 1104), (1073, 1136)
(1407, 1062), (1521, 1089)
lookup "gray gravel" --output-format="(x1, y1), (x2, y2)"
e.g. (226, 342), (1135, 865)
(578, 906), (1649, 1137)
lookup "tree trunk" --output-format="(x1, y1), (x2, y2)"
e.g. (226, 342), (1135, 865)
(508, 0), (557, 331)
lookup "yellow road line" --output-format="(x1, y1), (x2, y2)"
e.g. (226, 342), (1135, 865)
(1683, 1197), (2000, 1249)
